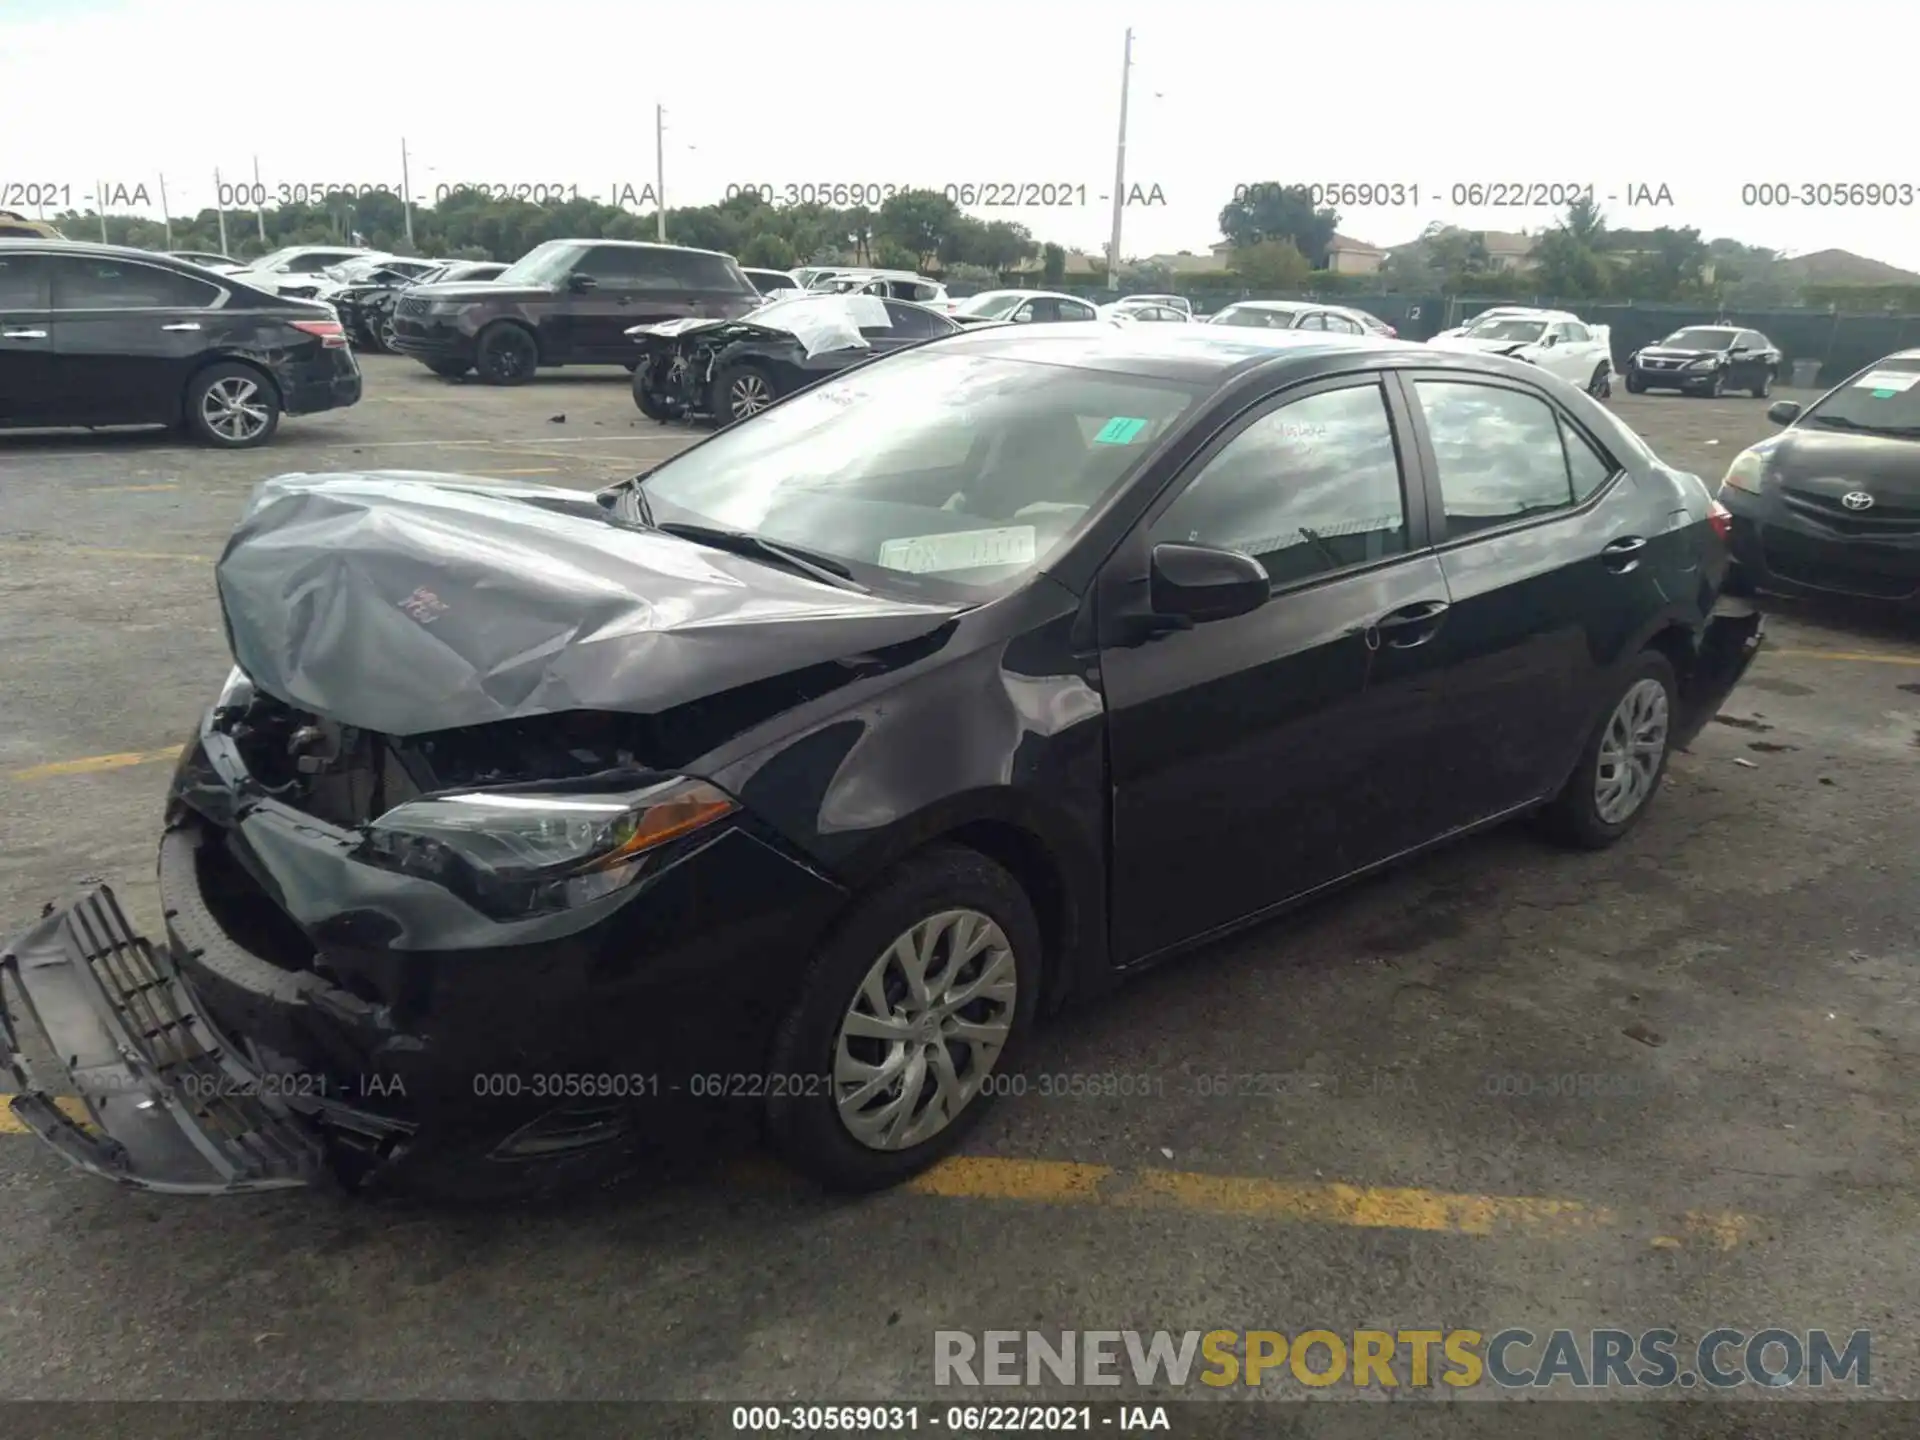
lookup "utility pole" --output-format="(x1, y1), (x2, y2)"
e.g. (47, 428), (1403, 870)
(1106, 27), (1134, 289)
(214, 168), (229, 255)
(400, 136), (415, 248)
(95, 197), (107, 244)
(655, 104), (668, 241)
(158, 173), (173, 249)
(252, 155), (267, 243)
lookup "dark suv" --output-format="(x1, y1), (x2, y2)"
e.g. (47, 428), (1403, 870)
(389, 239), (761, 384)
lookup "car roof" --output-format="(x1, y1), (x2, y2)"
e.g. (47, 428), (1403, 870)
(927, 318), (1419, 381)
(1883, 348), (1920, 363)
(0, 237), (206, 264)
(542, 237), (738, 260)
(1218, 299), (1310, 313)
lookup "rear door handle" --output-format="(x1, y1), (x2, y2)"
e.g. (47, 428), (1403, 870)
(1, 328), (47, 339)
(1367, 598), (1451, 649)
(161, 322), (202, 332)
(1601, 535), (1647, 573)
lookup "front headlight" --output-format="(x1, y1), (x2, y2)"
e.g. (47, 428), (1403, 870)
(1721, 447), (1766, 495)
(1687, 357), (1720, 369)
(357, 776), (738, 919)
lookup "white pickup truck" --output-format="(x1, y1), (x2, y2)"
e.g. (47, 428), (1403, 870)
(1428, 307), (1614, 398)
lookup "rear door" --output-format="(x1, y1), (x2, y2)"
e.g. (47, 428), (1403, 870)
(1098, 373), (1454, 961)
(49, 253), (224, 425)
(1396, 371), (1651, 831)
(564, 244), (657, 360)
(0, 250), (57, 422)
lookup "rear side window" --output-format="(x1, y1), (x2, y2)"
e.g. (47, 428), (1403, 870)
(646, 248), (756, 292)
(1414, 380), (1576, 536)
(51, 257), (221, 309)
(0, 253), (49, 308)
(1562, 419), (1617, 501)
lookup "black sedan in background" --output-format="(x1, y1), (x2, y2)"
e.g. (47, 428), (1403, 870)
(628, 291), (961, 425)
(1, 324), (1761, 1202)
(0, 240), (361, 447)
(332, 260), (507, 353)
(1626, 326), (1781, 397)
(1717, 348), (1920, 601)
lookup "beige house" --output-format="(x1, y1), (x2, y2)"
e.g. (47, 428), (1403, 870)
(1479, 230), (1537, 272)
(1326, 234), (1387, 276)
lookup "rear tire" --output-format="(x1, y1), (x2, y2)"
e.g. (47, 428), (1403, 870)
(183, 362), (281, 448)
(764, 845), (1042, 1192)
(1539, 652), (1678, 850)
(474, 322), (538, 385)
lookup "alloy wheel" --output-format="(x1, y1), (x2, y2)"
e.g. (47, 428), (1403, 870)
(201, 376), (271, 442)
(833, 909), (1017, 1152)
(1593, 678), (1669, 825)
(728, 372), (773, 419)
(378, 316), (398, 351)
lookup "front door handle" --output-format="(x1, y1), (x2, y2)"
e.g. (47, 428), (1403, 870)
(1, 328), (47, 339)
(1601, 535), (1647, 573)
(161, 321), (202, 332)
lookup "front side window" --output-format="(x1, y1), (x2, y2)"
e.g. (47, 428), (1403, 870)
(639, 349), (1203, 598)
(52, 257), (220, 309)
(1213, 305), (1297, 329)
(1151, 382), (1409, 589)
(495, 242), (585, 287)
(1414, 380), (1577, 535)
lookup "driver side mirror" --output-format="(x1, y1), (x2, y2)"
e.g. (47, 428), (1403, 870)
(1150, 543), (1270, 624)
(1767, 400), (1802, 426)
(1013, 307), (1033, 323)
(567, 272), (598, 293)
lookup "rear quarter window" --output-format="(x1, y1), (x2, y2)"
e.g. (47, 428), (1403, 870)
(650, 249), (756, 293)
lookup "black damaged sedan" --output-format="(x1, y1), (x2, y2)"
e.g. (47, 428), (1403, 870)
(1, 324), (1761, 1200)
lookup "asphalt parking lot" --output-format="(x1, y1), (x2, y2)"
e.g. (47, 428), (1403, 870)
(2, 356), (1918, 1407)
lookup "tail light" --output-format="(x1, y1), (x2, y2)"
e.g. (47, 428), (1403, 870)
(1708, 499), (1733, 542)
(290, 318), (347, 348)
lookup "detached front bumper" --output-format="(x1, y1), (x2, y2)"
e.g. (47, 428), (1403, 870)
(1671, 599), (1767, 752)
(2, 718), (849, 1197)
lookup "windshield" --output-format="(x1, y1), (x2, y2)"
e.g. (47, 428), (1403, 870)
(1212, 306), (1298, 329)
(1466, 319), (1547, 342)
(638, 349), (1204, 599)
(1662, 328), (1736, 350)
(494, 242), (581, 286)
(955, 292), (1026, 319)
(244, 247), (305, 271)
(1802, 359), (1920, 436)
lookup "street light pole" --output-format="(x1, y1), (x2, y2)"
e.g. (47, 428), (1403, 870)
(655, 104), (668, 241)
(252, 155), (267, 243)
(1106, 27), (1134, 289)
(158, 173), (173, 249)
(400, 136), (415, 248)
(214, 168), (229, 255)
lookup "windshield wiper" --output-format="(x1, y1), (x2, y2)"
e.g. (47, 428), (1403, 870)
(654, 521), (869, 593)
(1811, 414), (1868, 431)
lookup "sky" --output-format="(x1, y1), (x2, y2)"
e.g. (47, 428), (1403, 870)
(5, 0), (1920, 270)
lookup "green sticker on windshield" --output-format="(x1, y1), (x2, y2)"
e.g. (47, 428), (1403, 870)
(1094, 416), (1149, 444)
(1872, 389), (1897, 399)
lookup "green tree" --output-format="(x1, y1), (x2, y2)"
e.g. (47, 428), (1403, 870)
(1229, 239), (1313, 289)
(1041, 243), (1066, 286)
(739, 232), (797, 269)
(874, 239), (920, 271)
(1531, 227), (1607, 299)
(1563, 194), (1608, 247)
(876, 188), (961, 269)
(1617, 226), (1711, 301)
(1217, 184), (1339, 267)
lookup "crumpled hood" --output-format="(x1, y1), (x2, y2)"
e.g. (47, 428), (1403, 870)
(1428, 335), (1533, 357)
(215, 472), (962, 737)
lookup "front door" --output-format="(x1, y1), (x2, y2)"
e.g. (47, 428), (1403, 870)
(49, 254), (224, 425)
(1099, 374), (1455, 963)
(0, 251), (56, 423)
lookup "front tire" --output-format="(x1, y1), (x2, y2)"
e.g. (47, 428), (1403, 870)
(1752, 368), (1773, 399)
(183, 362), (281, 448)
(632, 358), (676, 420)
(474, 322), (538, 385)
(1624, 372), (1645, 394)
(1587, 363), (1611, 399)
(1704, 369), (1726, 398)
(764, 845), (1041, 1192)
(1539, 652), (1678, 850)
(710, 360), (779, 427)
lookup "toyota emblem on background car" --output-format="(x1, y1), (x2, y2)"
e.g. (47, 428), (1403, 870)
(1841, 491), (1876, 510)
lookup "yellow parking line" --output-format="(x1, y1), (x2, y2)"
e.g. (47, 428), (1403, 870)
(1767, 648), (1920, 666)
(0, 1098), (92, 1134)
(7, 746), (184, 781)
(902, 1156), (1751, 1248)
(0, 541), (210, 564)
(82, 483), (178, 493)
(0, 1105), (1759, 1245)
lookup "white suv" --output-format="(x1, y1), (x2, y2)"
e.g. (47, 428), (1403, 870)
(229, 245), (377, 298)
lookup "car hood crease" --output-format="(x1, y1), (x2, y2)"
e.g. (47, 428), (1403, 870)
(216, 472), (962, 737)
